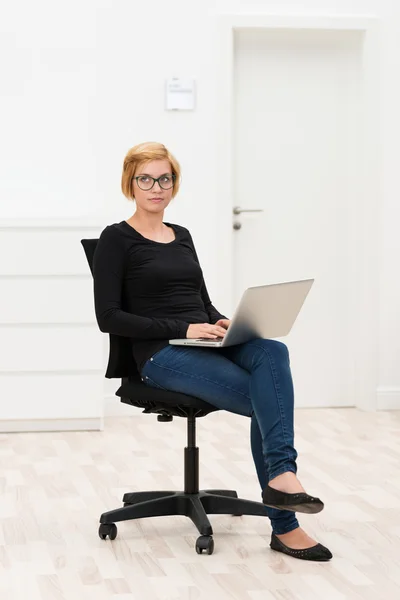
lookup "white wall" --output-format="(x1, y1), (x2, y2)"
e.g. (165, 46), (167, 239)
(1, 0), (399, 427)
(0, 1), (98, 216)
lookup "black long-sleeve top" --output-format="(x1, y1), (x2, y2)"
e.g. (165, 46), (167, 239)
(93, 220), (228, 375)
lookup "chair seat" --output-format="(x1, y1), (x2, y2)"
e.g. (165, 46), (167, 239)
(116, 377), (219, 418)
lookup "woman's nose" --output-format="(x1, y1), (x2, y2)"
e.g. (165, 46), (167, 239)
(153, 180), (162, 192)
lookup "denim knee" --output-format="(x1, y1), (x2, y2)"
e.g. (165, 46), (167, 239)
(252, 339), (290, 362)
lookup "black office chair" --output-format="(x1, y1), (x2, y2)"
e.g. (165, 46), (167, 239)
(81, 238), (268, 555)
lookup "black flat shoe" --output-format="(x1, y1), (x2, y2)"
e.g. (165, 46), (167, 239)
(262, 484), (324, 514)
(270, 533), (333, 561)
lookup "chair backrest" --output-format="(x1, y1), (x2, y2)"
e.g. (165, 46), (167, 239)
(81, 238), (139, 380)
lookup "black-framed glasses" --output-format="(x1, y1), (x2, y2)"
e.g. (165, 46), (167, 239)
(133, 174), (176, 191)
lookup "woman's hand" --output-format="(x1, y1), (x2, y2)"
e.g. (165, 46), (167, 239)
(215, 319), (231, 330)
(186, 323), (228, 339)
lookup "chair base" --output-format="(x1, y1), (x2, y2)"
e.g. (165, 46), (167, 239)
(100, 489), (268, 537)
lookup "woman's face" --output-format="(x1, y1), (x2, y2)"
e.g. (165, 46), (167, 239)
(132, 159), (175, 213)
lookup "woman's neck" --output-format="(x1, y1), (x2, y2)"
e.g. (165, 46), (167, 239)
(128, 213), (165, 234)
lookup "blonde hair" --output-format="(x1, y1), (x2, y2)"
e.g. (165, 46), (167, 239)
(121, 142), (181, 200)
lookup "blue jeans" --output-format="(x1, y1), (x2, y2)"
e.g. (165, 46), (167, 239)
(141, 338), (299, 535)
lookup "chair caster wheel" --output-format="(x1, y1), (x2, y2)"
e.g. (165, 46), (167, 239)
(195, 535), (214, 555)
(99, 523), (117, 540)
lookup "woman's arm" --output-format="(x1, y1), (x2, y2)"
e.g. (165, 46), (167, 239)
(186, 230), (229, 323)
(93, 226), (189, 339)
(200, 279), (228, 323)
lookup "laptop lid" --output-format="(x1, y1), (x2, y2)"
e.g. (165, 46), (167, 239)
(222, 278), (314, 346)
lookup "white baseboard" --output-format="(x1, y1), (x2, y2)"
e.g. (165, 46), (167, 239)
(0, 417), (103, 433)
(377, 388), (400, 410)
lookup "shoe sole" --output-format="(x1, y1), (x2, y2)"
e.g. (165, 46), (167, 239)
(270, 546), (332, 561)
(264, 501), (324, 514)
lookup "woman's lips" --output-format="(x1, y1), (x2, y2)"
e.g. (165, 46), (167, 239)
(149, 198), (163, 203)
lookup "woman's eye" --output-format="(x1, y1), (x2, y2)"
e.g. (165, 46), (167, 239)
(140, 177), (150, 182)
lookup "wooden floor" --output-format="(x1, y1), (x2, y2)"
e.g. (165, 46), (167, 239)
(1, 408), (400, 600)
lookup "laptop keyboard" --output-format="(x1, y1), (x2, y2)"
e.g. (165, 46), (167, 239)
(195, 337), (224, 342)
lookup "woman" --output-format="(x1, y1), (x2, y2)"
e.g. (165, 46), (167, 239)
(93, 141), (332, 561)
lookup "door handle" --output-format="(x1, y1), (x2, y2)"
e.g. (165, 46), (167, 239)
(232, 206), (264, 215)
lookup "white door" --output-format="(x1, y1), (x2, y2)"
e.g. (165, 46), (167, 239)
(233, 29), (363, 408)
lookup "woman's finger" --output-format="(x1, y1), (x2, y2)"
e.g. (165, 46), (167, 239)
(215, 327), (227, 335)
(201, 324), (226, 337)
(199, 327), (216, 337)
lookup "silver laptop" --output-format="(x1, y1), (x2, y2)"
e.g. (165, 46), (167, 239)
(169, 278), (314, 348)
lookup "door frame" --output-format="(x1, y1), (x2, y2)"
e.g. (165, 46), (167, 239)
(215, 13), (381, 410)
